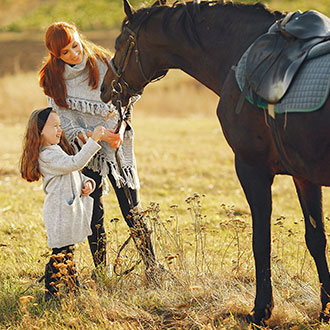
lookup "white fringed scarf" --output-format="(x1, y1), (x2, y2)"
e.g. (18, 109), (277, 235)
(49, 56), (140, 190)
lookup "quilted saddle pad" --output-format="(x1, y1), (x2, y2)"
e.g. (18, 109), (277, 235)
(235, 47), (330, 114)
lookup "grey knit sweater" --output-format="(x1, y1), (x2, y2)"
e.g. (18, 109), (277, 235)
(39, 138), (101, 248)
(49, 56), (140, 190)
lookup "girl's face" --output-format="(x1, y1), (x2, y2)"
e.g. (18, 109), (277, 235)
(59, 31), (83, 65)
(41, 112), (62, 146)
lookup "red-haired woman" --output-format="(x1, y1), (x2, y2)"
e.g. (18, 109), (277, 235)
(39, 22), (156, 277)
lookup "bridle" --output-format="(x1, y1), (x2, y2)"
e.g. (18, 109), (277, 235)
(108, 18), (167, 102)
(109, 26), (146, 97)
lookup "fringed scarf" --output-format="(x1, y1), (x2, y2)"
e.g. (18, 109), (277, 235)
(49, 56), (140, 190)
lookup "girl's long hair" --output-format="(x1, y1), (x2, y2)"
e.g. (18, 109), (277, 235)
(39, 22), (112, 108)
(20, 108), (75, 182)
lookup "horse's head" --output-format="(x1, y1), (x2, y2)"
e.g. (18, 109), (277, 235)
(100, 0), (168, 106)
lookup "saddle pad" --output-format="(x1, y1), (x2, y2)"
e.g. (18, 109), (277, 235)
(235, 47), (330, 113)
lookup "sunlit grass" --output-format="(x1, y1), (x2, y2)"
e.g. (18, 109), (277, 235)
(266, 0), (330, 15)
(2, 70), (330, 328)
(1, 0), (330, 327)
(0, 72), (47, 123)
(0, 0), (329, 32)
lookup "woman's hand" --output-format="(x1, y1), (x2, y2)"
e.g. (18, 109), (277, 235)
(101, 129), (123, 149)
(81, 180), (93, 196)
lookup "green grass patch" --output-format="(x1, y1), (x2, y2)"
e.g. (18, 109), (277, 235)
(0, 0), (329, 32)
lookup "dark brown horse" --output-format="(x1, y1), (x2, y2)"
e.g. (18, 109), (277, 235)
(100, 0), (330, 324)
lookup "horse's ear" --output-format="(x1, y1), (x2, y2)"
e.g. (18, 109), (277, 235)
(123, 0), (135, 21)
(151, 0), (167, 7)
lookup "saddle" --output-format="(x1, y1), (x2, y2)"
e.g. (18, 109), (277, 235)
(245, 10), (330, 104)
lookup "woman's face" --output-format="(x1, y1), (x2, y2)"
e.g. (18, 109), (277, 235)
(59, 31), (83, 65)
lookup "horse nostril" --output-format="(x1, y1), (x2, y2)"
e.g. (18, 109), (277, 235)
(100, 83), (105, 94)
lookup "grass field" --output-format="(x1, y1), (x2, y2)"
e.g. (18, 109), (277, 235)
(2, 69), (330, 329)
(0, 0), (329, 32)
(1, 0), (330, 328)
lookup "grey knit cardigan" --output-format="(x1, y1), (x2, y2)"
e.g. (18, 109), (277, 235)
(39, 138), (101, 248)
(49, 56), (140, 190)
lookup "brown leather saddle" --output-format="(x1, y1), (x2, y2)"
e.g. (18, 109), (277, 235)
(245, 10), (330, 104)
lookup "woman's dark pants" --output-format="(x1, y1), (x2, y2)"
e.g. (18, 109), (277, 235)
(82, 167), (138, 268)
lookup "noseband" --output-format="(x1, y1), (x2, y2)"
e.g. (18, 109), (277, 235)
(109, 26), (147, 98)
(108, 23), (166, 100)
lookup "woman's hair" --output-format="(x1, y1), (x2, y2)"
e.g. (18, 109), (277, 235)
(38, 22), (112, 108)
(20, 108), (75, 182)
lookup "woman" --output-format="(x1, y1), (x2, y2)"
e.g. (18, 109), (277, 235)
(39, 22), (157, 276)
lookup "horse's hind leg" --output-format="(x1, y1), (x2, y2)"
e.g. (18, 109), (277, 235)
(235, 156), (274, 324)
(293, 177), (330, 321)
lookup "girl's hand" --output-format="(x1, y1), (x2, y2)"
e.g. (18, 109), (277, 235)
(91, 126), (105, 142)
(81, 181), (93, 196)
(101, 129), (123, 149)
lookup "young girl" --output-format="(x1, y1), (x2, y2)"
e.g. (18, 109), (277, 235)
(20, 107), (105, 300)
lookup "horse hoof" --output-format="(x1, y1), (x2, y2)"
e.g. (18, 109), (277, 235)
(320, 313), (329, 323)
(246, 307), (272, 326)
(320, 302), (330, 322)
(245, 312), (263, 326)
(320, 311), (330, 322)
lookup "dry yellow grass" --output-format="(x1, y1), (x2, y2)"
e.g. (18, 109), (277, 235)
(1, 0), (330, 328)
(0, 72), (47, 123)
(2, 69), (330, 329)
(267, 0), (330, 16)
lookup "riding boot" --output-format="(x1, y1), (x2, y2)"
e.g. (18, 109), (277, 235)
(130, 212), (164, 284)
(44, 246), (80, 301)
(63, 247), (80, 293)
(44, 256), (60, 302)
(131, 225), (156, 267)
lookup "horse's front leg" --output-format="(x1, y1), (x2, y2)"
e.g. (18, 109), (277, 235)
(293, 178), (330, 321)
(235, 156), (274, 324)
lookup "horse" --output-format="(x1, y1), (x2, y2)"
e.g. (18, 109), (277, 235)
(100, 0), (330, 324)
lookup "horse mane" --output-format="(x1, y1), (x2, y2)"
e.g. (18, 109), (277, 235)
(121, 1), (283, 50)
(124, 1), (283, 23)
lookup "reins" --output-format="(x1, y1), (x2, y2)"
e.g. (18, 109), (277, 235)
(112, 97), (159, 277)
(112, 98), (142, 277)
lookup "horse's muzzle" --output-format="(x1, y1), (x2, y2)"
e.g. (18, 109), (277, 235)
(100, 82), (111, 104)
